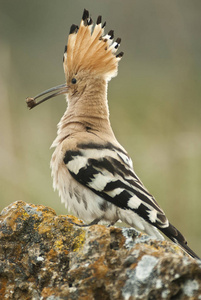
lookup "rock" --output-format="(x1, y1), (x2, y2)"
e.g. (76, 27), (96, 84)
(0, 200), (200, 300)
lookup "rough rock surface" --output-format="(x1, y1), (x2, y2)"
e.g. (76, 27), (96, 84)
(0, 201), (200, 300)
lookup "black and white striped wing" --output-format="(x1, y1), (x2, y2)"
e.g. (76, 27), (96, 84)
(63, 142), (201, 259)
(63, 142), (168, 230)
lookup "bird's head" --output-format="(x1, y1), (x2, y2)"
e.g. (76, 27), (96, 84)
(26, 9), (123, 109)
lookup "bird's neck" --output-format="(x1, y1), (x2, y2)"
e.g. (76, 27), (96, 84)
(67, 79), (110, 124)
(52, 80), (115, 147)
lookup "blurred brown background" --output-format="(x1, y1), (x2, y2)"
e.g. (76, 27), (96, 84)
(0, 1), (201, 256)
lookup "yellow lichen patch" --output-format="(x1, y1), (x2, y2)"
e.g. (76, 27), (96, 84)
(54, 215), (73, 231)
(35, 205), (57, 217)
(72, 229), (85, 252)
(37, 216), (55, 235)
(50, 215), (86, 252)
(54, 239), (65, 252)
(67, 215), (85, 226)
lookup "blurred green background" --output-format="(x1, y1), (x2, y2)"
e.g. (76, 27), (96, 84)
(0, 1), (201, 255)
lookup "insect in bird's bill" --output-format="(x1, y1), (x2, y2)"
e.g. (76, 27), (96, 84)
(26, 9), (200, 259)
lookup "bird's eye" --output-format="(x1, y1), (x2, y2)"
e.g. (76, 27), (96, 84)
(71, 78), (77, 84)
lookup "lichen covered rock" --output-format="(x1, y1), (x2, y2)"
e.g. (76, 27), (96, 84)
(0, 201), (200, 299)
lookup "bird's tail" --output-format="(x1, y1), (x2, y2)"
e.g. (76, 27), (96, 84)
(160, 223), (200, 260)
(63, 9), (124, 81)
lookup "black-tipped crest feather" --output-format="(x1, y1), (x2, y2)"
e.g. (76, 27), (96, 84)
(116, 38), (121, 44)
(108, 30), (114, 39)
(96, 15), (102, 25)
(102, 21), (106, 28)
(116, 52), (124, 58)
(82, 9), (89, 21)
(69, 24), (79, 34)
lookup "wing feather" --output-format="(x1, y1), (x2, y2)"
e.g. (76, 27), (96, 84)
(63, 142), (200, 259)
(63, 143), (168, 229)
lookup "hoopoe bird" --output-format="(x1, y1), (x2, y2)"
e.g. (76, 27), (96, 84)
(26, 9), (200, 259)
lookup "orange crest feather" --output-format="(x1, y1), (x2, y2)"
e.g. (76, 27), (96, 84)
(63, 9), (124, 81)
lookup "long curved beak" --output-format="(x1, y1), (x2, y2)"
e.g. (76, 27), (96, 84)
(26, 83), (68, 109)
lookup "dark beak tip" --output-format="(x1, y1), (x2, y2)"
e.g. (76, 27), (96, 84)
(26, 97), (37, 109)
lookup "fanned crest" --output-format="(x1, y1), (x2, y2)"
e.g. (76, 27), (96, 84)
(63, 9), (124, 81)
